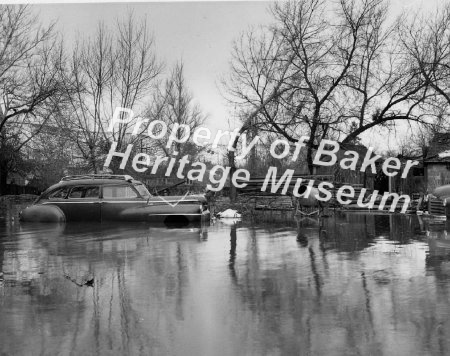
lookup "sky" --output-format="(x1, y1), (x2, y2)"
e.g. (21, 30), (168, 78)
(33, 0), (444, 153)
(35, 1), (273, 134)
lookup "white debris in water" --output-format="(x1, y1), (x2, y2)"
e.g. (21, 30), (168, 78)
(217, 209), (242, 218)
(438, 150), (450, 158)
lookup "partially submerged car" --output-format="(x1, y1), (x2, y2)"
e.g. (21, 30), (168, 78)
(20, 175), (210, 224)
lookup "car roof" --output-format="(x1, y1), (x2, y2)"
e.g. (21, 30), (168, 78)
(44, 176), (143, 192)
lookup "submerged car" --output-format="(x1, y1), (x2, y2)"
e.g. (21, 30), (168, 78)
(20, 175), (210, 224)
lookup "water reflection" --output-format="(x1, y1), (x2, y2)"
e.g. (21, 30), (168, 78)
(0, 208), (450, 355)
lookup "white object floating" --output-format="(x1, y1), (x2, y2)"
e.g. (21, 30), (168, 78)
(217, 209), (242, 218)
(438, 150), (450, 158)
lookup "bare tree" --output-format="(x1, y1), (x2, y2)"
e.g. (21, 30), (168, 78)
(145, 62), (207, 162)
(111, 12), (163, 149)
(61, 24), (114, 173)
(399, 4), (450, 128)
(339, 1), (432, 144)
(0, 5), (63, 194)
(62, 12), (163, 173)
(224, 0), (436, 179)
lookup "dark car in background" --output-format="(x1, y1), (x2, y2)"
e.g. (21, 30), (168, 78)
(19, 175), (209, 224)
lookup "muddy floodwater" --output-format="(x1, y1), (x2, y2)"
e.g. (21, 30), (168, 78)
(1, 203), (450, 355)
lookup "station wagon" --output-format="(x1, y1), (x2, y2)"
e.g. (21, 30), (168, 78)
(19, 175), (210, 224)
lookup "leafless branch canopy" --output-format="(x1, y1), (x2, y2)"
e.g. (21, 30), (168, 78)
(224, 0), (450, 172)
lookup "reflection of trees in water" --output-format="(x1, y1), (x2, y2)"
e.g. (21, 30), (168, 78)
(226, 223), (375, 354)
(318, 213), (423, 252)
(308, 242), (322, 300)
(387, 215), (423, 243)
(229, 224), (237, 284)
(318, 213), (376, 253)
(226, 217), (450, 355)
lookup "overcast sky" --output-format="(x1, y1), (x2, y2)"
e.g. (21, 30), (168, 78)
(36, 2), (272, 133)
(34, 0), (443, 152)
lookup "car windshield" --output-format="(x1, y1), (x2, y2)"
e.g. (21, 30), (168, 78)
(45, 187), (70, 200)
(134, 184), (152, 198)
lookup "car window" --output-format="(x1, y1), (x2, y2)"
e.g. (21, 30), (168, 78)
(103, 185), (138, 199)
(134, 184), (151, 198)
(47, 187), (70, 199)
(68, 186), (100, 199)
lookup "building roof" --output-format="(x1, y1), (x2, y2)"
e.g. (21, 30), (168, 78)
(425, 133), (450, 163)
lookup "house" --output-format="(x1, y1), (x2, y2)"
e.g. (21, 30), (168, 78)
(424, 133), (450, 192)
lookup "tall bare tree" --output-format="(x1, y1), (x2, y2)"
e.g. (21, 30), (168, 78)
(62, 12), (163, 173)
(61, 24), (114, 173)
(145, 62), (207, 162)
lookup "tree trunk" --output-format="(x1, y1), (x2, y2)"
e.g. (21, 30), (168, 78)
(307, 146), (314, 175)
(91, 156), (98, 174)
(0, 160), (8, 196)
(228, 150), (237, 202)
(307, 119), (318, 174)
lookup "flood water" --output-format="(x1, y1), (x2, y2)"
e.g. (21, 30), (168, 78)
(1, 203), (450, 355)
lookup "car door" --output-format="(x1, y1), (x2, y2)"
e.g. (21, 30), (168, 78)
(63, 185), (102, 221)
(100, 184), (145, 221)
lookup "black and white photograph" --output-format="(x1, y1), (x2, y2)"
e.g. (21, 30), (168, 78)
(1, 0), (450, 354)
